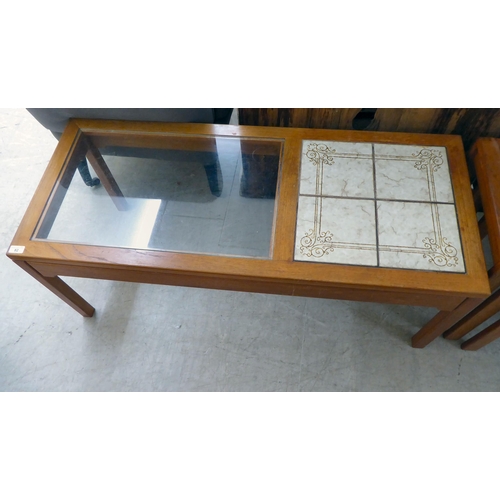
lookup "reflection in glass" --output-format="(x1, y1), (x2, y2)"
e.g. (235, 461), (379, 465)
(35, 135), (282, 259)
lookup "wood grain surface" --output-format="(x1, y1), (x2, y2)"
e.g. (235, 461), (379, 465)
(238, 108), (500, 158)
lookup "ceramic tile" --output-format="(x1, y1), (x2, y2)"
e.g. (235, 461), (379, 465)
(374, 144), (454, 203)
(304, 140), (373, 157)
(294, 139), (465, 273)
(377, 201), (465, 272)
(300, 140), (374, 198)
(294, 196), (377, 266)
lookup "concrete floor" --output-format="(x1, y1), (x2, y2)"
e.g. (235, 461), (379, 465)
(1, 108), (500, 391)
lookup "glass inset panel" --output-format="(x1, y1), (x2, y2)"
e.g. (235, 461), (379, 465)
(35, 134), (283, 259)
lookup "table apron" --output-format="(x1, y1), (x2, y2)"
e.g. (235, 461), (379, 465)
(29, 261), (465, 311)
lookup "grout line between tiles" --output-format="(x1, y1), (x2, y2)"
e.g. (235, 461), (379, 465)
(372, 144), (380, 267)
(297, 193), (456, 206)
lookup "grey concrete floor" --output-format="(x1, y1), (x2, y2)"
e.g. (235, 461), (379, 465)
(1, 108), (500, 391)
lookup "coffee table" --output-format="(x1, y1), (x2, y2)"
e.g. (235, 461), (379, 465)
(7, 119), (490, 335)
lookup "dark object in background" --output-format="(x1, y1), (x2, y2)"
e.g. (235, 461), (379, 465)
(27, 108), (233, 195)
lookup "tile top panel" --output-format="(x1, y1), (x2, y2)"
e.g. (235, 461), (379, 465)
(294, 140), (465, 273)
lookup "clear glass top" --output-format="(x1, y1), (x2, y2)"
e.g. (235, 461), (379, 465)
(35, 133), (283, 259)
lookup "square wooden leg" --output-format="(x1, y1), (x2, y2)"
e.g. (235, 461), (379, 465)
(16, 261), (95, 317)
(461, 319), (500, 350)
(411, 298), (483, 348)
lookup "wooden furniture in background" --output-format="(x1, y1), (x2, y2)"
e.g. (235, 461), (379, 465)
(238, 109), (500, 176)
(459, 291), (500, 350)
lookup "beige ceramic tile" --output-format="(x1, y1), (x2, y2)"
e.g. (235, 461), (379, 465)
(300, 141), (374, 198)
(377, 200), (465, 272)
(375, 158), (432, 202)
(322, 157), (374, 198)
(295, 140), (463, 272)
(294, 196), (377, 266)
(374, 144), (454, 203)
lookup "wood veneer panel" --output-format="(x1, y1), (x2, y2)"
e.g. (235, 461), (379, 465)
(444, 137), (489, 294)
(272, 137), (301, 260)
(29, 261), (463, 310)
(11, 239), (490, 299)
(473, 139), (500, 271)
(9, 122), (82, 245)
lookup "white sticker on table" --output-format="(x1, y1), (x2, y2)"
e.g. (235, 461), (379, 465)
(9, 245), (25, 254)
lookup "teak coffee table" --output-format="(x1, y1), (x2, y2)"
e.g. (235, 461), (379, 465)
(7, 120), (490, 345)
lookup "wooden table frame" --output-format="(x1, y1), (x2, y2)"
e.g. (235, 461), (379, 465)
(7, 120), (490, 337)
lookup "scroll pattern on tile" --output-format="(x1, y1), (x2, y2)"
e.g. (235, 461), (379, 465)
(300, 143), (336, 257)
(298, 143), (461, 268)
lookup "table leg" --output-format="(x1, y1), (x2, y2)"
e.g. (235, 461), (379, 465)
(16, 261), (95, 317)
(203, 160), (223, 197)
(461, 319), (500, 350)
(443, 287), (500, 340)
(411, 298), (484, 348)
(77, 158), (100, 187)
(85, 141), (128, 211)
